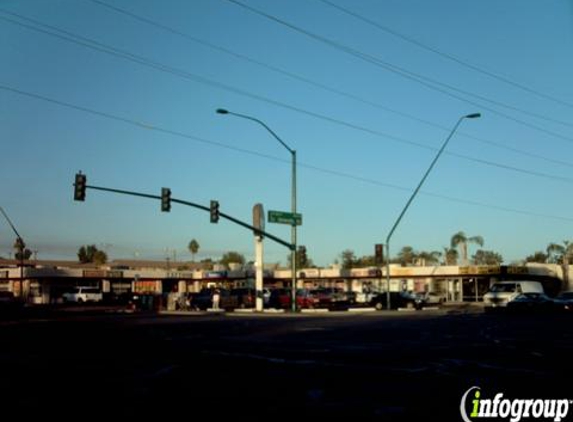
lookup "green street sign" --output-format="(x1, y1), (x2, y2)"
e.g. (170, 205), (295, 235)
(268, 210), (302, 226)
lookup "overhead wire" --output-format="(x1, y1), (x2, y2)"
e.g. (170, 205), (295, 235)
(316, 0), (573, 111)
(223, 0), (573, 141)
(84, 0), (573, 170)
(2, 82), (573, 224)
(2, 9), (573, 185)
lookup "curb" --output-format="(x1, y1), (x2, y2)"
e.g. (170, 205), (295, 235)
(347, 307), (377, 313)
(300, 309), (330, 314)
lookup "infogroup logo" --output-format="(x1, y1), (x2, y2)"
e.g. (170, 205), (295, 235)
(460, 386), (572, 422)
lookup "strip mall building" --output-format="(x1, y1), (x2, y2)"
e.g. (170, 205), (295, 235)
(0, 259), (569, 304)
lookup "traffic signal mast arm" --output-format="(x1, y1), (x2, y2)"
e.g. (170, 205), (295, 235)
(80, 182), (294, 251)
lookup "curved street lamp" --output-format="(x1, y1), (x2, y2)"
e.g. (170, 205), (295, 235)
(217, 109), (298, 312)
(384, 113), (481, 309)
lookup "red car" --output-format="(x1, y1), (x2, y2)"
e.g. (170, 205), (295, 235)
(268, 289), (319, 309)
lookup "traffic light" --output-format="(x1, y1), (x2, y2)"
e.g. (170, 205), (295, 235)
(210, 200), (219, 223)
(74, 172), (86, 201)
(161, 188), (171, 212)
(375, 243), (384, 265)
(298, 245), (307, 266)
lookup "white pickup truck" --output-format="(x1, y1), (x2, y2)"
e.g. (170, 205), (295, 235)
(62, 287), (103, 303)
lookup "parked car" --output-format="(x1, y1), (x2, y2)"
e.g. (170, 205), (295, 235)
(268, 288), (291, 309)
(370, 291), (422, 310)
(296, 289), (320, 309)
(483, 281), (544, 309)
(230, 288), (255, 309)
(311, 287), (351, 309)
(267, 288), (319, 309)
(553, 291), (573, 312)
(416, 292), (445, 307)
(62, 287), (103, 303)
(506, 293), (556, 314)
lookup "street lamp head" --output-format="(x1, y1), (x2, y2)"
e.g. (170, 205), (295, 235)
(465, 113), (481, 119)
(216, 108), (229, 115)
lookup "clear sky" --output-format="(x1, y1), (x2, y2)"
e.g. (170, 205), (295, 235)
(1, 0), (572, 266)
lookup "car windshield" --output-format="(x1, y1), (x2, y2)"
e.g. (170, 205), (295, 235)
(83, 288), (99, 294)
(490, 284), (516, 293)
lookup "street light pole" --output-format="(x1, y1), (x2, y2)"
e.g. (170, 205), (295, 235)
(216, 109), (298, 312)
(384, 113), (481, 309)
(0, 206), (26, 300)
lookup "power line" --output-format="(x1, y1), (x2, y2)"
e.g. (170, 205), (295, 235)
(316, 0), (573, 111)
(1, 10), (572, 183)
(85, 0), (573, 170)
(2, 83), (573, 224)
(222, 0), (573, 141)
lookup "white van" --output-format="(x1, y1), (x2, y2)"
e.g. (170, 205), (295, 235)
(483, 281), (544, 308)
(62, 287), (103, 303)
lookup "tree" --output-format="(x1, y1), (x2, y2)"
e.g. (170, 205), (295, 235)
(472, 249), (503, 265)
(77, 244), (107, 264)
(200, 258), (214, 270)
(416, 250), (441, 266)
(340, 249), (356, 269)
(525, 251), (548, 263)
(14, 249), (32, 260)
(93, 250), (107, 265)
(287, 247), (314, 269)
(355, 255), (376, 267)
(441, 247), (458, 265)
(219, 251), (245, 268)
(396, 246), (416, 266)
(188, 239), (200, 262)
(13, 238), (32, 261)
(450, 231), (484, 265)
(13, 239), (32, 261)
(547, 241), (573, 264)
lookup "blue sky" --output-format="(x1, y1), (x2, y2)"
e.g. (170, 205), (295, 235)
(1, 0), (572, 266)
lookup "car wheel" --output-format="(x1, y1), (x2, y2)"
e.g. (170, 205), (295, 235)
(374, 302), (384, 311)
(77, 298), (83, 304)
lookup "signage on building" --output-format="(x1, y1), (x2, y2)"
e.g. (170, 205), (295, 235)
(459, 266), (500, 275)
(83, 270), (106, 278)
(393, 268), (415, 277)
(133, 280), (161, 293)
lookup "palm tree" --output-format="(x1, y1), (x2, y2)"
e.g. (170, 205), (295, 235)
(450, 231), (484, 265)
(442, 247), (459, 265)
(188, 239), (200, 262)
(546, 241), (573, 264)
(397, 246), (416, 266)
(416, 250), (441, 266)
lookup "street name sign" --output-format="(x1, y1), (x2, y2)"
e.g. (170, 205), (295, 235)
(268, 210), (302, 226)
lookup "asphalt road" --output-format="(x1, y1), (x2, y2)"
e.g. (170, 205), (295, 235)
(2, 309), (573, 421)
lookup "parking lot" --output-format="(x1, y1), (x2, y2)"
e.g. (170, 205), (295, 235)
(2, 309), (572, 421)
